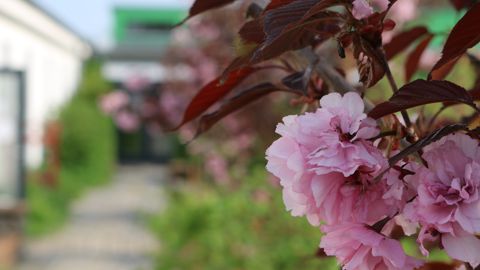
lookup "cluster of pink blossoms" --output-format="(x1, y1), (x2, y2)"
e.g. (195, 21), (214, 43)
(266, 92), (480, 269)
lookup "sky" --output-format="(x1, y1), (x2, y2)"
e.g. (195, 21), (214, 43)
(33, 0), (191, 50)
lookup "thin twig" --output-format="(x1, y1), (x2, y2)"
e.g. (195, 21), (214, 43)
(369, 130), (397, 141)
(377, 49), (412, 128)
(428, 105), (447, 129)
(301, 49), (356, 94)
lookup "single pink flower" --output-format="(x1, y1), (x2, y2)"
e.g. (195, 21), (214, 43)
(403, 133), (480, 266)
(266, 92), (403, 225)
(320, 223), (423, 270)
(277, 92), (381, 177)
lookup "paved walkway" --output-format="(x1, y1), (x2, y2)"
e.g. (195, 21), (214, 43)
(18, 165), (166, 270)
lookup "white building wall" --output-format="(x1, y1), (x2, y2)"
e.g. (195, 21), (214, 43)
(0, 0), (91, 167)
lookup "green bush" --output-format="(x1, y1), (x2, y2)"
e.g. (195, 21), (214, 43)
(26, 59), (117, 236)
(150, 166), (337, 270)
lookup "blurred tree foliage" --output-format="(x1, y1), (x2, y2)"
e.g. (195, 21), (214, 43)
(26, 59), (117, 236)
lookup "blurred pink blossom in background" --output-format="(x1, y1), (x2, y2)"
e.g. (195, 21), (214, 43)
(389, 0), (418, 23)
(205, 152), (231, 185)
(352, 0), (389, 20)
(115, 110), (140, 132)
(100, 91), (129, 115)
(125, 76), (150, 92)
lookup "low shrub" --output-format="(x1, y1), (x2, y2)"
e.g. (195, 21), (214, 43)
(149, 166), (337, 270)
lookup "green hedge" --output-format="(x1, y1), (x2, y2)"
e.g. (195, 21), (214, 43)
(26, 60), (117, 236)
(149, 166), (337, 270)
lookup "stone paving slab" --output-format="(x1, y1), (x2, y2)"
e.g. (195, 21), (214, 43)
(18, 165), (166, 270)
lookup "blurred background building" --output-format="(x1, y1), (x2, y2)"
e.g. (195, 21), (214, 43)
(0, 0), (91, 267)
(103, 7), (185, 163)
(0, 0), (474, 270)
(0, 0), (91, 208)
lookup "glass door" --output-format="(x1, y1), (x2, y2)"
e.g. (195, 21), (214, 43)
(0, 70), (24, 209)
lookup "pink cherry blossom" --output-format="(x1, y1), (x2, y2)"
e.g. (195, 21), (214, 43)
(311, 170), (400, 225)
(388, 0), (418, 24)
(266, 135), (322, 225)
(352, 0), (374, 19)
(205, 152), (231, 186)
(403, 133), (480, 266)
(352, 0), (389, 20)
(373, 0), (390, 12)
(266, 92), (403, 225)
(280, 92), (381, 177)
(419, 49), (441, 69)
(389, 215), (419, 236)
(266, 141), (397, 225)
(383, 162), (419, 209)
(442, 233), (480, 268)
(125, 76), (150, 92)
(268, 92), (381, 175)
(99, 91), (129, 115)
(115, 110), (140, 132)
(320, 223), (423, 270)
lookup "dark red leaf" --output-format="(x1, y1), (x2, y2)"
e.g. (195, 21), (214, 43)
(184, 0), (236, 22)
(262, 0), (339, 47)
(193, 83), (300, 137)
(418, 261), (462, 270)
(430, 57), (460, 80)
(315, 247), (328, 258)
(301, 0), (345, 20)
(468, 53), (480, 88)
(429, 3), (480, 79)
(449, 0), (478, 10)
(450, 0), (467, 10)
(239, 18), (265, 44)
(222, 56), (253, 77)
(173, 67), (257, 129)
(246, 3), (263, 19)
(250, 0), (342, 62)
(471, 90), (480, 101)
(263, 0), (318, 45)
(264, 0), (296, 11)
(405, 34), (434, 82)
(255, 13), (341, 61)
(233, 0), (342, 67)
(384, 26), (429, 60)
(282, 72), (306, 91)
(389, 124), (468, 166)
(368, 80), (476, 119)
